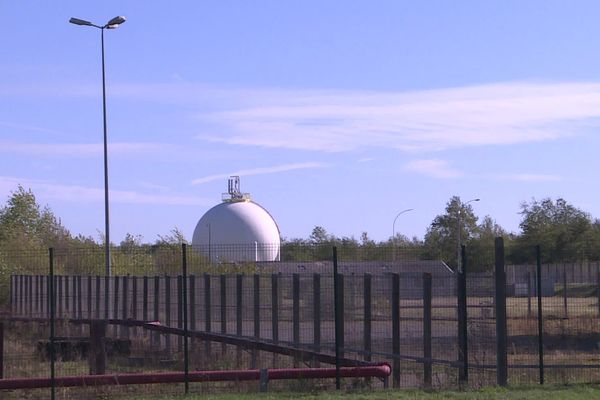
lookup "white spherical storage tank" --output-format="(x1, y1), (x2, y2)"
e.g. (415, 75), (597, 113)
(192, 177), (281, 263)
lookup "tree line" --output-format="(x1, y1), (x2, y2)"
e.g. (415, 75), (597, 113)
(2, 186), (600, 270)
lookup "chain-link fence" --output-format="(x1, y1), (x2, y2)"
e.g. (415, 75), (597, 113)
(1, 240), (599, 398)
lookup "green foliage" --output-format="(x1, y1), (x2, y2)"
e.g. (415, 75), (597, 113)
(422, 196), (479, 269)
(511, 198), (599, 263)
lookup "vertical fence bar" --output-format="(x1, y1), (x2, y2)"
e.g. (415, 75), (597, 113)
(236, 274), (243, 363)
(271, 274), (279, 345)
(563, 265), (568, 318)
(313, 273), (321, 357)
(34, 275), (39, 316)
(204, 274), (211, 356)
(0, 322), (3, 379)
(113, 276), (120, 336)
(182, 244), (189, 395)
(132, 277), (138, 333)
(392, 272), (400, 388)
(458, 245), (468, 386)
(236, 274), (243, 337)
(333, 246), (341, 390)
(220, 275), (227, 355)
(536, 245), (544, 385)
(95, 276), (100, 319)
(104, 275), (110, 321)
(77, 276), (82, 334)
(49, 248), (56, 400)
(9, 275), (14, 315)
(165, 275), (172, 354)
(57, 275), (63, 318)
(292, 273), (300, 347)
(87, 276), (92, 320)
(177, 275), (183, 352)
(143, 276), (148, 322)
(495, 237), (508, 386)
(597, 268), (600, 317)
(423, 273), (432, 388)
(189, 274), (196, 333)
(338, 274), (345, 359)
(364, 273), (372, 363)
(527, 271), (532, 318)
(252, 274), (260, 368)
(122, 275), (129, 338)
(153, 276), (160, 347)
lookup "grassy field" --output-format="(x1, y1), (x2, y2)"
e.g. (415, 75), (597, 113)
(127, 385), (600, 400)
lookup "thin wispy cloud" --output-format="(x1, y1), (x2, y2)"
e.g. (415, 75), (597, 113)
(191, 162), (327, 185)
(404, 159), (463, 179)
(0, 141), (172, 157)
(494, 173), (563, 182)
(194, 81), (600, 153)
(0, 176), (210, 206)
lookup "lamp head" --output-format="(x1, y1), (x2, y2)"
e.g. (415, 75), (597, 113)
(106, 16), (126, 29)
(69, 17), (93, 26)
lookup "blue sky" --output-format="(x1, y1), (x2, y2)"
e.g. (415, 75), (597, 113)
(1, 1), (599, 243)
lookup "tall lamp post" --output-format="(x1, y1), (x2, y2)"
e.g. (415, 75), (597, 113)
(69, 16), (126, 277)
(392, 208), (414, 261)
(457, 198), (480, 272)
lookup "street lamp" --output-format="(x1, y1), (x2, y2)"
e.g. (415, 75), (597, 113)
(69, 16), (126, 277)
(457, 198), (480, 272)
(392, 208), (414, 261)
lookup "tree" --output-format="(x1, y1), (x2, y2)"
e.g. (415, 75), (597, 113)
(0, 185), (70, 249)
(423, 196), (479, 269)
(513, 198), (594, 262)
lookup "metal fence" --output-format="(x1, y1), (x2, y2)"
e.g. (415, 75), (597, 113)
(1, 240), (599, 398)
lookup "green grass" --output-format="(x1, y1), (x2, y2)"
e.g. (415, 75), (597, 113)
(126, 385), (600, 400)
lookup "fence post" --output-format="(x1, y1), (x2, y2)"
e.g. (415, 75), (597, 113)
(313, 273), (321, 366)
(494, 237), (508, 386)
(89, 320), (107, 375)
(536, 245), (544, 385)
(364, 273), (372, 363)
(333, 246), (341, 390)
(423, 272), (432, 388)
(457, 245), (468, 386)
(392, 272), (400, 388)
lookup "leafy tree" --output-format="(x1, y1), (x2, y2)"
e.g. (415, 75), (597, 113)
(423, 196), (479, 269)
(0, 185), (70, 249)
(512, 198), (594, 263)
